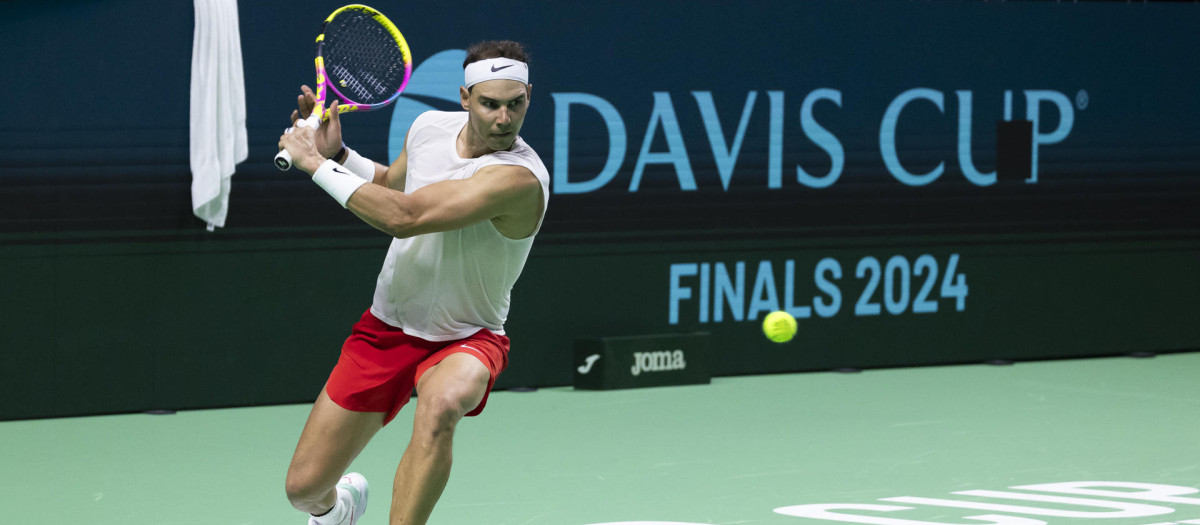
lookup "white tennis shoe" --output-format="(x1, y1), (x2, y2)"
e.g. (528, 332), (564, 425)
(337, 473), (369, 525)
(309, 472), (369, 525)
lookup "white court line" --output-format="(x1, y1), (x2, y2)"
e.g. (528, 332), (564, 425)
(1139, 520), (1200, 525)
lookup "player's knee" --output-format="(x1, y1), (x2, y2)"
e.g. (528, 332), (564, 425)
(421, 392), (470, 430)
(284, 469), (326, 509)
(417, 367), (489, 434)
(417, 387), (481, 437)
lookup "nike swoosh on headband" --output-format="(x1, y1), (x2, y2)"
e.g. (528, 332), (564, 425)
(490, 64), (515, 72)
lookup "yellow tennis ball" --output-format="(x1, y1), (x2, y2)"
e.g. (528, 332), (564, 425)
(762, 311), (797, 343)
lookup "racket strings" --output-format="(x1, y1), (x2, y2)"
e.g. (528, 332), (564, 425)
(322, 11), (409, 105)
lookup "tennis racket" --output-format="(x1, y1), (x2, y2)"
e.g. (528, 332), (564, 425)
(275, 4), (412, 171)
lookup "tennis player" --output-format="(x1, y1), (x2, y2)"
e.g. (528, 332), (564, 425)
(277, 40), (548, 525)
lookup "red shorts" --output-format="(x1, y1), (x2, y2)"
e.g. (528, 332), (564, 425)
(325, 309), (510, 425)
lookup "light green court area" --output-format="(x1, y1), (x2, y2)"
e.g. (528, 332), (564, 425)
(3, 353), (1199, 524)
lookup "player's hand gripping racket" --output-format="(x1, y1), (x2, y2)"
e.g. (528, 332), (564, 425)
(275, 4), (412, 171)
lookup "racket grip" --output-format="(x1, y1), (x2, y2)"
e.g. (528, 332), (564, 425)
(274, 148), (295, 171)
(274, 114), (321, 171)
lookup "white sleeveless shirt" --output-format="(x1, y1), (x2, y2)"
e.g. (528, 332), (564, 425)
(369, 111), (550, 341)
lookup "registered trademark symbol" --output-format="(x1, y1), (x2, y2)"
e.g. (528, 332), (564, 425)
(1076, 89), (1089, 110)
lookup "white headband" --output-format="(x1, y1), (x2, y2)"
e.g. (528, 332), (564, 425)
(464, 58), (529, 89)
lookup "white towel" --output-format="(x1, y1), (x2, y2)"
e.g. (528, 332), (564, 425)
(189, 0), (248, 231)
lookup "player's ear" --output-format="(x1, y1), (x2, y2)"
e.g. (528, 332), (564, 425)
(525, 84), (532, 105)
(460, 86), (470, 110)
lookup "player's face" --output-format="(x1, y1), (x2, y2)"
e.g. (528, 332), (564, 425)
(461, 80), (532, 152)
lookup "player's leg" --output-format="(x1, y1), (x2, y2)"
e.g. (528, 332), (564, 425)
(286, 309), (424, 520)
(285, 387), (385, 515)
(389, 353), (491, 524)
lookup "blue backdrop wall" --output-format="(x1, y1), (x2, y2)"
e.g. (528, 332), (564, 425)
(1, 0), (1197, 420)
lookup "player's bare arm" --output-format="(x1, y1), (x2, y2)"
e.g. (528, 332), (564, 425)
(288, 87), (398, 187)
(280, 100), (401, 189)
(379, 138), (408, 191)
(346, 164), (543, 239)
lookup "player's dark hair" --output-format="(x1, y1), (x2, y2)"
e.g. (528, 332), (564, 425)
(463, 40), (529, 68)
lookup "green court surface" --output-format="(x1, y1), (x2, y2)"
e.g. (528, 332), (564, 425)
(3, 353), (1199, 524)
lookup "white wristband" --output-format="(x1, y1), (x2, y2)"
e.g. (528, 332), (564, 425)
(342, 146), (376, 181)
(312, 159), (369, 208)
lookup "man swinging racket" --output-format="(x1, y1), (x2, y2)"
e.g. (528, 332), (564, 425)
(277, 40), (548, 525)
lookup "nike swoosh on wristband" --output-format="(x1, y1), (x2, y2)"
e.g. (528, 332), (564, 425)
(490, 64), (514, 72)
(332, 167), (351, 175)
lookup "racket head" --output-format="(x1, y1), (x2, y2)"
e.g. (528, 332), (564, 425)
(315, 4), (413, 117)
